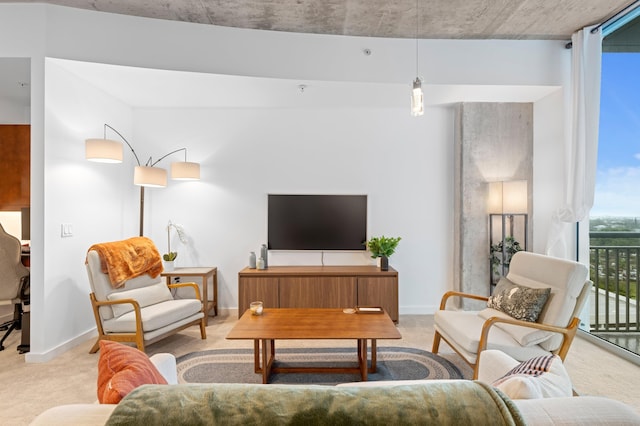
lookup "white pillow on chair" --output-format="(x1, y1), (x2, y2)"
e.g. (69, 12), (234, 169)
(491, 354), (572, 399)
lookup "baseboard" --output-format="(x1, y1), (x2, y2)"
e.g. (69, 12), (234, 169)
(218, 307), (238, 317)
(399, 305), (438, 315)
(25, 328), (97, 363)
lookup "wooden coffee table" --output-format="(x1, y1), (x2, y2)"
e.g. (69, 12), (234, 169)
(226, 308), (401, 384)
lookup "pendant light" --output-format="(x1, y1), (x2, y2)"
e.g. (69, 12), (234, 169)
(411, 0), (424, 117)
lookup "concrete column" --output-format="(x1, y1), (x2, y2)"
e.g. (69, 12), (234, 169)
(454, 103), (533, 307)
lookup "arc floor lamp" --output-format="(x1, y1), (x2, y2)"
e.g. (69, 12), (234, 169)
(85, 124), (200, 236)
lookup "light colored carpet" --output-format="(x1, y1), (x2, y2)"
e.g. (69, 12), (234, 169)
(1, 312), (638, 425)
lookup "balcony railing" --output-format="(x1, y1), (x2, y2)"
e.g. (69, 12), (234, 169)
(589, 232), (640, 339)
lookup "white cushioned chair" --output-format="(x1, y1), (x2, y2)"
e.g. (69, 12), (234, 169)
(86, 247), (206, 353)
(432, 251), (590, 379)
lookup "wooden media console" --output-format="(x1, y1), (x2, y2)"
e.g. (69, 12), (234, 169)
(238, 265), (398, 322)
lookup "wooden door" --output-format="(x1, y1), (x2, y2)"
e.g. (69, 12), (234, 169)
(279, 276), (356, 309)
(238, 277), (279, 317)
(357, 276), (398, 322)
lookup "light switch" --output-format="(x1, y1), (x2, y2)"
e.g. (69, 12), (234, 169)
(61, 223), (73, 237)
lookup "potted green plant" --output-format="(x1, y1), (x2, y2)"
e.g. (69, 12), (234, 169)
(366, 236), (401, 271)
(489, 236), (522, 283)
(163, 251), (177, 261)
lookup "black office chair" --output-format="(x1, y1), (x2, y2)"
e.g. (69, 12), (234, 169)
(0, 223), (30, 352)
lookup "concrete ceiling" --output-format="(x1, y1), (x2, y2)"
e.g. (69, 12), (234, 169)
(11, 0), (635, 40)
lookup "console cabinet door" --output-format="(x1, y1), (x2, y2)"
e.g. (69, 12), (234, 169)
(279, 277), (356, 308)
(357, 277), (398, 322)
(238, 277), (279, 317)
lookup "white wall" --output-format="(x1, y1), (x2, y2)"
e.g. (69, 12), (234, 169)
(136, 105), (454, 311)
(0, 101), (30, 124)
(0, 3), (571, 361)
(39, 59), (136, 359)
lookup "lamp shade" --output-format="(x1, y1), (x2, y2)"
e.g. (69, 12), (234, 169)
(503, 180), (528, 213)
(171, 161), (200, 180)
(487, 180), (528, 214)
(134, 166), (167, 187)
(85, 138), (123, 163)
(487, 182), (504, 213)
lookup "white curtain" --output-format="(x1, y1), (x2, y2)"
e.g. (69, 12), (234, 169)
(545, 25), (602, 258)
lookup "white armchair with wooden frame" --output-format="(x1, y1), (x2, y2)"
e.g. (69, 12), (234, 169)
(85, 237), (206, 353)
(432, 251), (590, 379)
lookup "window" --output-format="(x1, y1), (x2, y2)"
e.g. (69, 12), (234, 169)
(589, 17), (640, 357)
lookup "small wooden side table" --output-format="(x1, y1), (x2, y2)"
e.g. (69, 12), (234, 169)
(161, 267), (218, 325)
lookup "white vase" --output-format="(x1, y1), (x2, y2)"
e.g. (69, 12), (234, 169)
(164, 260), (175, 272)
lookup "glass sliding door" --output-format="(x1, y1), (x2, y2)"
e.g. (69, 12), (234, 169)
(589, 29), (640, 357)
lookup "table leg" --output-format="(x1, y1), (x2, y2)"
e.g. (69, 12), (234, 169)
(212, 270), (218, 316)
(262, 339), (276, 384)
(358, 338), (368, 381)
(261, 339), (268, 383)
(270, 338), (275, 360)
(201, 273), (209, 326)
(370, 339), (377, 373)
(253, 339), (275, 383)
(253, 340), (261, 373)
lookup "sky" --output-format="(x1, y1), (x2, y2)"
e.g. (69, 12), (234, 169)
(591, 52), (640, 217)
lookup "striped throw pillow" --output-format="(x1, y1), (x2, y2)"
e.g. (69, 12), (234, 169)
(492, 354), (572, 399)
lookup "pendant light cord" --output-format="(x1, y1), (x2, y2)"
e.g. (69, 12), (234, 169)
(415, 0), (419, 78)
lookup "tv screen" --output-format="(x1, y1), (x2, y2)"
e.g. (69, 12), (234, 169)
(268, 194), (367, 251)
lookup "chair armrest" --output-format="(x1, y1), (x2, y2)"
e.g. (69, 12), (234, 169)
(476, 350), (521, 383)
(90, 294), (144, 333)
(149, 353), (178, 384)
(438, 291), (489, 310)
(515, 396), (640, 425)
(93, 298), (141, 311)
(478, 316), (580, 360)
(168, 282), (201, 301)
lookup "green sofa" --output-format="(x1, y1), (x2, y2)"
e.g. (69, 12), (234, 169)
(106, 380), (524, 425)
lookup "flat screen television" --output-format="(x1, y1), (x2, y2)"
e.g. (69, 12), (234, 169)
(268, 194), (367, 251)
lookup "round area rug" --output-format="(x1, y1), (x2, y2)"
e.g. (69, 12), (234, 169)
(177, 346), (463, 385)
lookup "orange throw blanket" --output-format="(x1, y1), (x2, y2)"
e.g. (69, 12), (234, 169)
(87, 237), (163, 288)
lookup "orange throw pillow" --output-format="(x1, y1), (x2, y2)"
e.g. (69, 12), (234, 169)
(97, 340), (168, 404)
